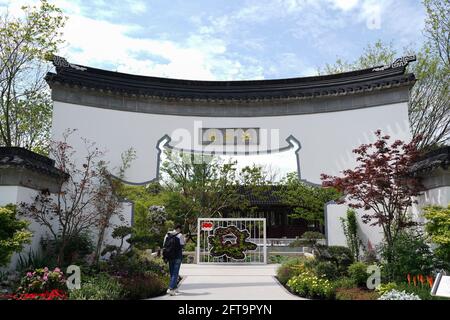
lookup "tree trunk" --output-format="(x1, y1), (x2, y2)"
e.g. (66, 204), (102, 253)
(57, 239), (67, 266)
(94, 226), (106, 263)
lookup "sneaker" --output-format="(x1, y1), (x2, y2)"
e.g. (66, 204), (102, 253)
(166, 288), (171, 294)
(169, 289), (178, 296)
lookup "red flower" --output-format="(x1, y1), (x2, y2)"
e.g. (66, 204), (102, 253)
(8, 289), (67, 300)
(427, 276), (434, 288)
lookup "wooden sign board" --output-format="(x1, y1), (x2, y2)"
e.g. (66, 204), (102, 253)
(431, 273), (450, 298)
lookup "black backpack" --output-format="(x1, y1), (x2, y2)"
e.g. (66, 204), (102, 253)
(163, 233), (181, 261)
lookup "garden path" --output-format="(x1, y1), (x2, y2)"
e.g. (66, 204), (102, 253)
(150, 264), (304, 300)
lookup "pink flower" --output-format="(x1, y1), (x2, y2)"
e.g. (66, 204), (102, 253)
(26, 272), (33, 278)
(43, 275), (48, 281)
(54, 267), (61, 273)
(44, 267), (49, 272)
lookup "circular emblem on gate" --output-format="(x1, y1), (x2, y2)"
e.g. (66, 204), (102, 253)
(208, 225), (257, 260)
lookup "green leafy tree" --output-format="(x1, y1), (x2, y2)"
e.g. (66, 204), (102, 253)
(0, 204), (32, 266)
(160, 150), (243, 240)
(318, 1), (449, 150)
(277, 172), (340, 230)
(318, 40), (396, 74)
(410, 0), (449, 150)
(340, 209), (362, 261)
(423, 204), (450, 269)
(119, 183), (175, 249)
(0, 0), (66, 154)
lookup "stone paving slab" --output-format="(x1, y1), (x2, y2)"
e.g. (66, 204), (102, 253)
(151, 264), (304, 300)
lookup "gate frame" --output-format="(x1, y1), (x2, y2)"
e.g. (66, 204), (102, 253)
(196, 217), (267, 265)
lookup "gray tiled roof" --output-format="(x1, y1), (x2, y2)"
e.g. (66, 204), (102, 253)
(46, 56), (415, 101)
(409, 146), (450, 174)
(0, 147), (67, 178)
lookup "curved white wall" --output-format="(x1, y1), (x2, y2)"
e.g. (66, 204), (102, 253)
(51, 100), (411, 184)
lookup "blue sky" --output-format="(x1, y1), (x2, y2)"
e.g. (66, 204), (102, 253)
(1, 0), (427, 80)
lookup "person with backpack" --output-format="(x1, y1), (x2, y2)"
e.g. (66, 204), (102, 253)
(162, 224), (185, 296)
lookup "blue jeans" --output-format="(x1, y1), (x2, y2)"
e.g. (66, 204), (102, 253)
(168, 258), (182, 289)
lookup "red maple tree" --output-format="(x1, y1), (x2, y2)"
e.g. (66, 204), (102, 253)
(321, 130), (423, 257)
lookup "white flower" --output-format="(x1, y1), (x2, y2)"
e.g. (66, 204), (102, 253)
(378, 289), (421, 300)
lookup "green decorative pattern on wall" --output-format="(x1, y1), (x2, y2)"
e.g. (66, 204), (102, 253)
(208, 225), (257, 260)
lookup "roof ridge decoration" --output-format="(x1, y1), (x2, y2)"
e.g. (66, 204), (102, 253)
(53, 55), (87, 71)
(372, 55), (416, 72)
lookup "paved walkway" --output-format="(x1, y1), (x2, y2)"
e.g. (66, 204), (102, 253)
(151, 264), (304, 300)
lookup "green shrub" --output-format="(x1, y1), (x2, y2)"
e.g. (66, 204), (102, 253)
(348, 262), (368, 287)
(375, 282), (398, 295)
(287, 271), (335, 300)
(0, 205), (32, 267)
(269, 255), (293, 264)
(313, 261), (340, 280)
(423, 205), (450, 269)
(315, 245), (354, 275)
(69, 273), (123, 300)
(40, 233), (94, 267)
(288, 239), (309, 247)
(120, 272), (169, 299)
(395, 282), (449, 300)
(289, 232), (324, 247)
(380, 231), (436, 282)
(184, 242), (196, 251)
(104, 251), (168, 278)
(276, 257), (307, 285)
(16, 250), (56, 273)
(332, 277), (356, 290)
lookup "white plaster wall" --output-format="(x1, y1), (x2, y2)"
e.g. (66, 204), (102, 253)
(325, 203), (384, 248)
(417, 186), (450, 207)
(51, 101), (411, 185)
(101, 201), (133, 255)
(325, 203), (347, 246)
(1, 185), (133, 270)
(326, 186), (450, 249)
(0, 186), (20, 204)
(412, 186), (450, 224)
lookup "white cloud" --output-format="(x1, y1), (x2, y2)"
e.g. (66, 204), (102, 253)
(125, 0), (147, 15)
(358, 0), (382, 30)
(328, 0), (359, 11)
(61, 14), (264, 80)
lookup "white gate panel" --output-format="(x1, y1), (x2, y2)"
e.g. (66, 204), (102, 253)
(196, 218), (267, 264)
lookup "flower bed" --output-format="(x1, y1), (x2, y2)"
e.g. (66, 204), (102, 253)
(287, 271), (335, 300)
(16, 267), (67, 295)
(8, 289), (67, 300)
